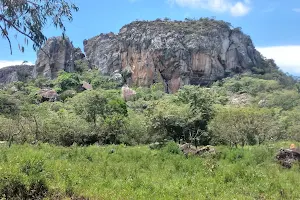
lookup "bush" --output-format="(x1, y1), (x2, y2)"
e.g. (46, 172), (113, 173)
(60, 90), (77, 101)
(0, 176), (28, 199)
(209, 106), (281, 146)
(120, 110), (149, 145)
(163, 141), (181, 154)
(221, 76), (282, 96)
(0, 175), (48, 199)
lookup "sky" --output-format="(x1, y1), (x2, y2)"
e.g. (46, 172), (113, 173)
(1, 0), (300, 75)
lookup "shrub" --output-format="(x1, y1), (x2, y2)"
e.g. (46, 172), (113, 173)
(0, 176), (27, 199)
(163, 141), (181, 154)
(209, 106), (281, 146)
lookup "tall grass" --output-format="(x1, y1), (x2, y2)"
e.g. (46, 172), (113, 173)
(1, 142), (300, 199)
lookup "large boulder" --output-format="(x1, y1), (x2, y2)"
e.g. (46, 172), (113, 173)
(38, 88), (58, 102)
(276, 147), (300, 168)
(180, 143), (216, 156)
(121, 85), (136, 101)
(84, 19), (264, 93)
(35, 36), (85, 79)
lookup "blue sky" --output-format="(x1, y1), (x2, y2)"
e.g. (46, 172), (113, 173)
(1, 0), (300, 75)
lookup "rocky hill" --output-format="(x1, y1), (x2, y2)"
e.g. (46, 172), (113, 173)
(84, 18), (263, 93)
(0, 19), (269, 92)
(0, 37), (85, 84)
(0, 65), (34, 85)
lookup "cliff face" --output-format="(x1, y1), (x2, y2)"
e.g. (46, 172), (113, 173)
(0, 65), (34, 85)
(84, 19), (263, 93)
(35, 36), (85, 79)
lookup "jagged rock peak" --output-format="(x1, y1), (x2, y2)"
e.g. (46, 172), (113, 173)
(84, 18), (263, 93)
(35, 36), (85, 79)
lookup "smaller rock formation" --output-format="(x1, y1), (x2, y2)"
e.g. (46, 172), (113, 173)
(0, 65), (34, 84)
(111, 70), (124, 86)
(39, 88), (58, 102)
(81, 81), (93, 90)
(229, 93), (251, 105)
(35, 36), (85, 79)
(121, 85), (136, 101)
(180, 143), (216, 157)
(276, 147), (300, 168)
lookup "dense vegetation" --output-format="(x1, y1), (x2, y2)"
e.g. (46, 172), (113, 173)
(0, 60), (298, 147)
(1, 60), (300, 199)
(1, 142), (300, 199)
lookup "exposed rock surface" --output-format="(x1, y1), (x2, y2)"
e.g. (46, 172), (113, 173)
(84, 19), (263, 93)
(35, 36), (85, 79)
(0, 65), (35, 84)
(121, 85), (136, 101)
(276, 148), (300, 168)
(38, 88), (58, 102)
(81, 81), (93, 90)
(229, 93), (251, 106)
(180, 143), (216, 156)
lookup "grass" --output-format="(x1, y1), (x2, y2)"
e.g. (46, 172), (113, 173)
(1, 142), (300, 199)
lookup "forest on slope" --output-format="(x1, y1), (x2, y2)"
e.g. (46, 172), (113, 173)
(0, 58), (298, 147)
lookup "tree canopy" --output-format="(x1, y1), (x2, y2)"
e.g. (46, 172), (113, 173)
(0, 0), (78, 54)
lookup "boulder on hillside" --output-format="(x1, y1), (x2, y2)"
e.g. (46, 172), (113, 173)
(180, 143), (216, 157)
(276, 147), (300, 168)
(39, 88), (58, 102)
(121, 85), (136, 101)
(81, 81), (93, 90)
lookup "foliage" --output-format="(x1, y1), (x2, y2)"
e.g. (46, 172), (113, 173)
(209, 106), (282, 147)
(1, 143), (300, 199)
(0, 66), (299, 147)
(0, 0), (78, 53)
(147, 96), (190, 142)
(163, 141), (181, 154)
(177, 86), (215, 145)
(281, 108), (300, 141)
(259, 90), (300, 110)
(120, 110), (149, 145)
(54, 71), (81, 92)
(218, 76), (282, 95)
(74, 60), (90, 73)
(0, 93), (20, 117)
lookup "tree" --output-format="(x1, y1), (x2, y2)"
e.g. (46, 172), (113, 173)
(147, 96), (190, 143)
(209, 106), (281, 147)
(177, 86), (215, 145)
(0, 93), (20, 117)
(69, 90), (128, 144)
(54, 71), (81, 92)
(71, 90), (108, 127)
(0, 0), (78, 54)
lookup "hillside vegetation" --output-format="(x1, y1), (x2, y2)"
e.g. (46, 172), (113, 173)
(1, 60), (300, 199)
(0, 60), (298, 146)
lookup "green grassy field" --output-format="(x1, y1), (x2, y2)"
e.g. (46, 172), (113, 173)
(1, 142), (300, 199)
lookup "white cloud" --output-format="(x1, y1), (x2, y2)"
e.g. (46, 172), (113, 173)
(230, 1), (250, 16)
(292, 8), (300, 12)
(0, 60), (34, 69)
(257, 46), (300, 75)
(168, 0), (251, 16)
